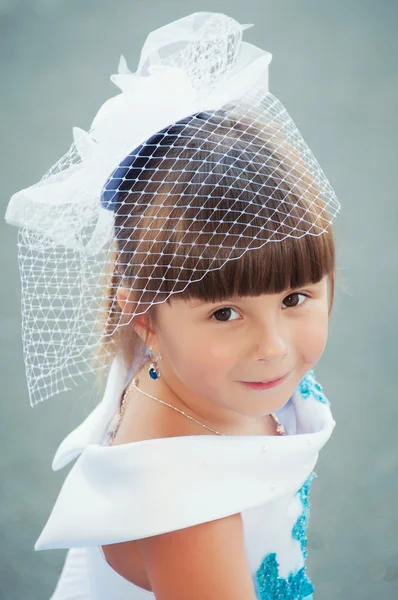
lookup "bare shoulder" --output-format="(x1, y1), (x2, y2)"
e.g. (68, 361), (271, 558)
(137, 513), (258, 600)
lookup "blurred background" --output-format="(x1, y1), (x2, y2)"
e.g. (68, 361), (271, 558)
(0, 1), (397, 599)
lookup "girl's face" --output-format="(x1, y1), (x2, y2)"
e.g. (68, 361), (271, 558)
(144, 276), (330, 426)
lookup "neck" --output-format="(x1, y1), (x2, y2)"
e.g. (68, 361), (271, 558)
(135, 363), (282, 437)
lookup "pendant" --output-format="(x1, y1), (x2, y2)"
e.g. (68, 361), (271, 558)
(149, 362), (160, 380)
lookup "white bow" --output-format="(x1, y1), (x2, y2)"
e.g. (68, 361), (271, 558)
(5, 12), (272, 256)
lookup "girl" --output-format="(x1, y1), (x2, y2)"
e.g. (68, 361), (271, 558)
(5, 12), (340, 600)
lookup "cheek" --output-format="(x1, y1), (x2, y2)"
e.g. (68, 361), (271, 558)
(205, 341), (235, 362)
(182, 338), (235, 375)
(300, 309), (329, 364)
(160, 325), (235, 386)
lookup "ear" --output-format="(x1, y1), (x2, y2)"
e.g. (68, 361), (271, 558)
(116, 286), (130, 313)
(116, 287), (157, 348)
(133, 312), (157, 348)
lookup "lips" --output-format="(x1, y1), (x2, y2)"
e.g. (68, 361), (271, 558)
(247, 373), (289, 384)
(239, 372), (290, 390)
(258, 375), (286, 384)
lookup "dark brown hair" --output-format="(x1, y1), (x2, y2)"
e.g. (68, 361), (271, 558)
(99, 110), (335, 371)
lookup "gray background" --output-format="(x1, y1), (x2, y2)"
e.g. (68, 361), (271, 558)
(0, 1), (397, 598)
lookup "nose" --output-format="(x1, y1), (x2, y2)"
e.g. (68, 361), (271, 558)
(251, 320), (288, 364)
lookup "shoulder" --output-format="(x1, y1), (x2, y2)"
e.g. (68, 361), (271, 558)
(136, 513), (258, 600)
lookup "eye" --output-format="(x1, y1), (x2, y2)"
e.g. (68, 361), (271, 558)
(282, 293), (307, 309)
(212, 307), (240, 322)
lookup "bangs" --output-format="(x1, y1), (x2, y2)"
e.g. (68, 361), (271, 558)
(175, 227), (335, 303)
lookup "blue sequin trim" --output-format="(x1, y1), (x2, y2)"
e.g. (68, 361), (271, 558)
(299, 370), (329, 405)
(254, 475), (316, 599)
(253, 371), (327, 599)
(292, 473), (316, 559)
(255, 553), (314, 600)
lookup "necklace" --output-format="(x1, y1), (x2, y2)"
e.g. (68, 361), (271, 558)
(109, 375), (286, 440)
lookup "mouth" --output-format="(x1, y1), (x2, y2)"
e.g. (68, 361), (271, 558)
(239, 372), (290, 390)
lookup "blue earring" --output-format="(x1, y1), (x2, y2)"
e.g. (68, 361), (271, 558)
(149, 350), (162, 380)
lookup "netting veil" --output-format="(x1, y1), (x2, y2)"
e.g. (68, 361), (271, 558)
(5, 12), (340, 406)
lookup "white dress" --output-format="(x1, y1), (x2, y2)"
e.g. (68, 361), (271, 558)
(35, 358), (335, 600)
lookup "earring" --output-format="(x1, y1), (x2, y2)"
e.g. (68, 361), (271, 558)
(149, 348), (162, 380)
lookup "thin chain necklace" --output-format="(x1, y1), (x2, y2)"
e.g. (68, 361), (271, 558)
(109, 375), (286, 440)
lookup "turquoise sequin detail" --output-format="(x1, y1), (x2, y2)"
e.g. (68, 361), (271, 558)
(254, 475), (316, 599)
(253, 371), (328, 598)
(299, 370), (329, 405)
(292, 473), (316, 559)
(255, 553), (314, 600)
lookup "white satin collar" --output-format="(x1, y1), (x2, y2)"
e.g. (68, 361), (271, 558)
(35, 359), (335, 550)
